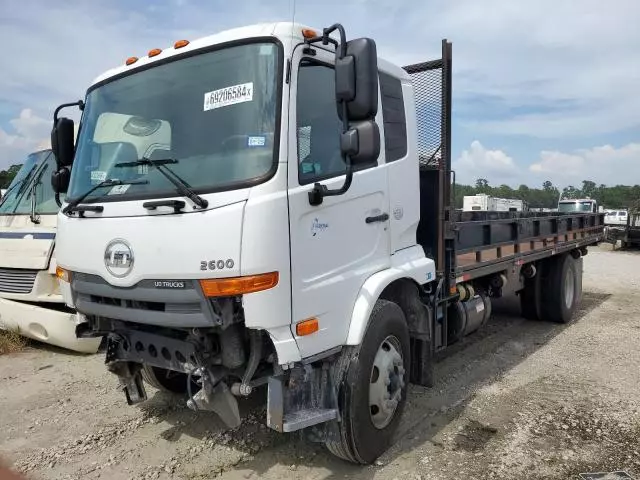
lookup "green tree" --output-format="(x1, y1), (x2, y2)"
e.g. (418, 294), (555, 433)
(0, 164), (22, 189)
(475, 178), (490, 193)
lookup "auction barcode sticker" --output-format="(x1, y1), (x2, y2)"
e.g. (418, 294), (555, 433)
(204, 82), (253, 111)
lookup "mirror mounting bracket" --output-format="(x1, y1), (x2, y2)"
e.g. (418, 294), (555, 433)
(305, 23), (354, 206)
(53, 100), (84, 123)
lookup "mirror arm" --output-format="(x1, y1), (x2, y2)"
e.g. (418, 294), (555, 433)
(53, 100), (84, 123)
(308, 102), (353, 206)
(304, 23), (347, 59)
(55, 193), (62, 208)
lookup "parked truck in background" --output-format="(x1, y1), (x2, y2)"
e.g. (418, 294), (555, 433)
(604, 201), (640, 249)
(48, 23), (604, 464)
(558, 198), (598, 213)
(463, 193), (527, 212)
(0, 149), (100, 353)
(604, 209), (628, 226)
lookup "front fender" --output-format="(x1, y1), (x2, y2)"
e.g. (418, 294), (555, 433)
(345, 246), (435, 345)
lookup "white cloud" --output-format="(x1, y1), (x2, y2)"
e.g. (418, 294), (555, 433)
(0, 109), (50, 168)
(1, 0), (639, 175)
(529, 142), (640, 186)
(453, 140), (520, 186)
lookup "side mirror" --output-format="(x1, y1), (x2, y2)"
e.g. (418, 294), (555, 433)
(51, 167), (71, 194)
(340, 121), (381, 166)
(51, 118), (75, 167)
(335, 37), (378, 121)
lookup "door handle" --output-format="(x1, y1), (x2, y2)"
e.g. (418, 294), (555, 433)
(365, 213), (389, 224)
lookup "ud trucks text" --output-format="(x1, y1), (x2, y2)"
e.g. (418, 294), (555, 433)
(0, 149), (100, 353)
(49, 23), (604, 463)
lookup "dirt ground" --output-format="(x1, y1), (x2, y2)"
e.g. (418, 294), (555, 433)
(2, 245), (640, 480)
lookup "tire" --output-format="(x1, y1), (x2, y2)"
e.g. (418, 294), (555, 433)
(325, 300), (410, 464)
(520, 264), (542, 320)
(540, 254), (578, 324)
(141, 365), (200, 395)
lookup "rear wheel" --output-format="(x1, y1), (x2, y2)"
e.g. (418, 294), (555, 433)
(141, 365), (200, 395)
(540, 254), (578, 324)
(325, 300), (410, 464)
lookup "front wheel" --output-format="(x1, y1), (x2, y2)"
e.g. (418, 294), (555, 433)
(141, 365), (200, 395)
(325, 300), (410, 464)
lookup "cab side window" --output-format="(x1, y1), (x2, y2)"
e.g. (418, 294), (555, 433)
(296, 60), (378, 185)
(296, 60), (343, 185)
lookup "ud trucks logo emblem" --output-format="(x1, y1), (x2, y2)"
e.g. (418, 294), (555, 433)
(104, 239), (134, 278)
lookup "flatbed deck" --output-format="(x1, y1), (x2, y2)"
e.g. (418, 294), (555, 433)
(453, 211), (605, 281)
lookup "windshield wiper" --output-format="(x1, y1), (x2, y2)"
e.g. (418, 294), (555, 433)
(0, 164), (39, 207)
(62, 179), (149, 215)
(28, 163), (51, 224)
(115, 158), (208, 209)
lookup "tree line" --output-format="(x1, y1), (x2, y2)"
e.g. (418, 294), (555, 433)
(2, 164), (639, 210)
(454, 179), (640, 210)
(0, 165), (22, 189)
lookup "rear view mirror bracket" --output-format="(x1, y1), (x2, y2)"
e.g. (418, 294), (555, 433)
(305, 24), (380, 206)
(51, 100), (84, 206)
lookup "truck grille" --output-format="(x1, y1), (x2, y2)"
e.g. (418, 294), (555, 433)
(0, 268), (38, 294)
(71, 273), (217, 328)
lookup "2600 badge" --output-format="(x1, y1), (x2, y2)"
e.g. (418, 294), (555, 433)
(200, 259), (235, 271)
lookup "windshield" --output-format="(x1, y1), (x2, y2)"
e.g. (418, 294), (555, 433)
(558, 201), (594, 213)
(0, 150), (60, 215)
(67, 41), (282, 203)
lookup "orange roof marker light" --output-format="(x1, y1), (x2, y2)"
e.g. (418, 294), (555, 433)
(199, 272), (279, 298)
(301, 28), (317, 39)
(125, 56), (138, 66)
(148, 48), (162, 57)
(174, 39), (190, 49)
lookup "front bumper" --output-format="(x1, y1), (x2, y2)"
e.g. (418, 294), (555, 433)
(0, 298), (101, 353)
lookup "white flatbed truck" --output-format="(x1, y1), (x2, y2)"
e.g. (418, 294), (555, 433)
(49, 22), (604, 463)
(0, 149), (100, 353)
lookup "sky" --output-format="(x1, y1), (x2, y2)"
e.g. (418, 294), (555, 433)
(1, 0), (639, 189)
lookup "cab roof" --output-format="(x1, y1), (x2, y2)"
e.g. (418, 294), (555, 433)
(90, 21), (409, 87)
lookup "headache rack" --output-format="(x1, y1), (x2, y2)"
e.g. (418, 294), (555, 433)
(404, 40), (605, 291)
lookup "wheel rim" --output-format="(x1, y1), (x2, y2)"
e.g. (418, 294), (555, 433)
(564, 267), (575, 309)
(369, 335), (405, 430)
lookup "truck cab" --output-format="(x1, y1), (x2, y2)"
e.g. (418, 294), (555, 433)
(557, 198), (598, 213)
(0, 149), (100, 353)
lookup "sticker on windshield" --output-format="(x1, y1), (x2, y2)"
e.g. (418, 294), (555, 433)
(248, 136), (266, 147)
(204, 82), (253, 111)
(90, 170), (107, 184)
(107, 184), (131, 195)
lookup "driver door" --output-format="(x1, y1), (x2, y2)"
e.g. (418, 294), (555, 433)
(287, 45), (391, 358)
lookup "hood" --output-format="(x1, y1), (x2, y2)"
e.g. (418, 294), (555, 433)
(0, 215), (57, 270)
(56, 194), (248, 288)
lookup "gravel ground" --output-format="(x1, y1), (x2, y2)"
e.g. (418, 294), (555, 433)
(2, 245), (640, 480)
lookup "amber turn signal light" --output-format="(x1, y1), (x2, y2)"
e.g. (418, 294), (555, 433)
(296, 318), (319, 336)
(199, 272), (279, 297)
(56, 266), (71, 283)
